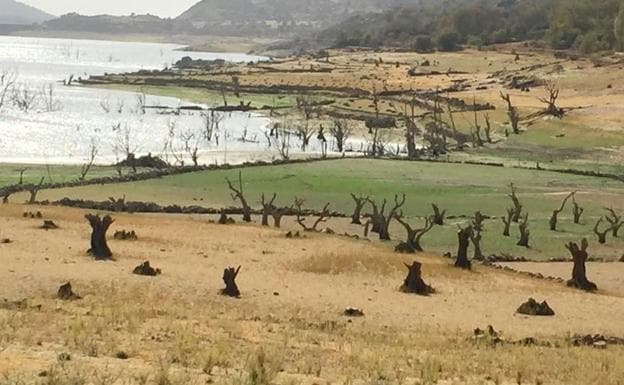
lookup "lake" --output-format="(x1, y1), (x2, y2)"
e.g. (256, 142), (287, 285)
(0, 36), (326, 165)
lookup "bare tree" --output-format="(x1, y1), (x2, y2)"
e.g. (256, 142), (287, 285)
(294, 198), (331, 232)
(538, 81), (564, 118)
(295, 122), (315, 152)
(502, 207), (513, 237)
(517, 213), (530, 247)
(605, 208), (623, 237)
(330, 119), (352, 153)
(113, 123), (139, 173)
(500, 92), (520, 134)
(79, 139), (99, 181)
(402, 97), (420, 158)
(0, 69), (17, 110)
(455, 225), (472, 270)
(100, 96), (111, 113)
(368, 194), (406, 241)
(202, 110), (223, 143)
(394, 214), (434, 252)
(471, 98), (484, 147)
(508, 183), (522, 223)
(483, 113), (493, 143)
(572, 195), (584, 224)
(549, 192), (575, 231)
(12, 84), (38, 112)
(180, 129), (201, 166)
(261, 193), (277, 226)
(40, 83), (62, 112)
(271, 124), (291, 160)
(470, 211), (485, 260)
(226, 171), (252, 222)
(594, 217), (614, 244)
(135, 90), (146, 114)
(25, 177), (45, 204)
(350, 194), (369, 224)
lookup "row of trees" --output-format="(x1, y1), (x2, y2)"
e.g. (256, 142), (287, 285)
(329, 0), (624, 54)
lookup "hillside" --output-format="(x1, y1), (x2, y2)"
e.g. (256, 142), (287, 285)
(0, 0), (55, 25)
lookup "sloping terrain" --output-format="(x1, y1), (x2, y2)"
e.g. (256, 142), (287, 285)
(0, 0), (54, 25)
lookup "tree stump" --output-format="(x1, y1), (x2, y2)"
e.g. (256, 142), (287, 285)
(400, 261), (434, 295)
(132, 261), (162, 276)
(85, 214), (114, 260)
(454, 226), (472, 270)
(502, 207), (513, 237)
(57, 282), (81, 300)
(572, 196), (584, 224)
(516, 298), (555, 316)
(565, 238), (597, 291)
(431, 204), (446, 226)
(221, 266), (241, 297)
(517, 213), (530, 248)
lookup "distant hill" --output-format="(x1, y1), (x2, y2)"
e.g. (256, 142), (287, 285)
(0, 0), (55, 25)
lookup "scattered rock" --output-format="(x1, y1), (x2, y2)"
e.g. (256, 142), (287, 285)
(570, 334), (624, 347)
(57, 282), (81, 300)
(114, 230), (138, 241)
(23, 211), (43, 219)
(343, 307), (364, 317)
(516, 298), (555, 316)
(57, 352), (71, 362)
(41, 220), (58, 230)
(115, 351), (129, 360)
(1, 238), (11, 244)
(132, 261), (162, 276)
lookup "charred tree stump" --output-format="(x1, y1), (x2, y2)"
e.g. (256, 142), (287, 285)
(502, 208), (513, 237)
(431, 204), (446, 226)
(565, 239), (597, 291)
(261, 193), (277, 227)
(593, 217), (612, 244)
(572, 196), (584, 224)
(455, 225), (473, 270)
(57, 282), (81, 300)
(508, 183), (522, 223)
(550, 192), (574, 231)
(350, 194), (369, 225)
(517, 213), (530, 248)
(221, 266), (241, 297)
(85, 214), (114, 260)
(400, 261), (434, 295)
(394, 214), (434, 253)
(226, 171), (252, 222)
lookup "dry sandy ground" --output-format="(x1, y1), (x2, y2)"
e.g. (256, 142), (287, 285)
(1, 204), (624, 384)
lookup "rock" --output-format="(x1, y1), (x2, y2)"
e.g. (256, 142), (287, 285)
(516, 298), (555, 316)
(113, 230), (138, 241)
(41, 220), (58, 230)
(57, 282), (81, 301)
(115, 351), (129, 359)
(1, 238), (11, 244)
(343, 307), (364, 317)
(132, 261), (161, 276)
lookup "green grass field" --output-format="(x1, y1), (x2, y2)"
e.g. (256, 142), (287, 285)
(24, 158), (624, 261)
(0, 164), (133, 187)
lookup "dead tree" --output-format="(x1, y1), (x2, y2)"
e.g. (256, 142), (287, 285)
(330, 119), (352, 153)
(572, 195), (584, 224)
(549, 192), (575, 231)
(85, 214), (114, 260)
(502, 208), (513, 237)
(26, 177), (45, 204)
(500, 92), (520, 134)
(483, 113), (493, 144)
(605, 208), (623, 237)
(394, 214), (434, 253)
(455, 225), (473, 270)
(350, 194), (369, 225)
(400, 261), (434, 295)
(538, 81), (564, 118)
(593, 217), (613, 244)
(260, 193), (277, 226)
(517, 213), (530, 248)
(79, 140), (98, 181)
(431, 204), (446, 226)
(471, 98), (484, 147)
(295, 199), (331, 232)
(226, 171), (252, 222)
(368, 194), (406, 240)
(470, 211), (485, 260)
(221, 266), (241, 297)
(565, 239), (597, 291)
(508, 183), (522, 222)
(271, 207), (288, 228)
